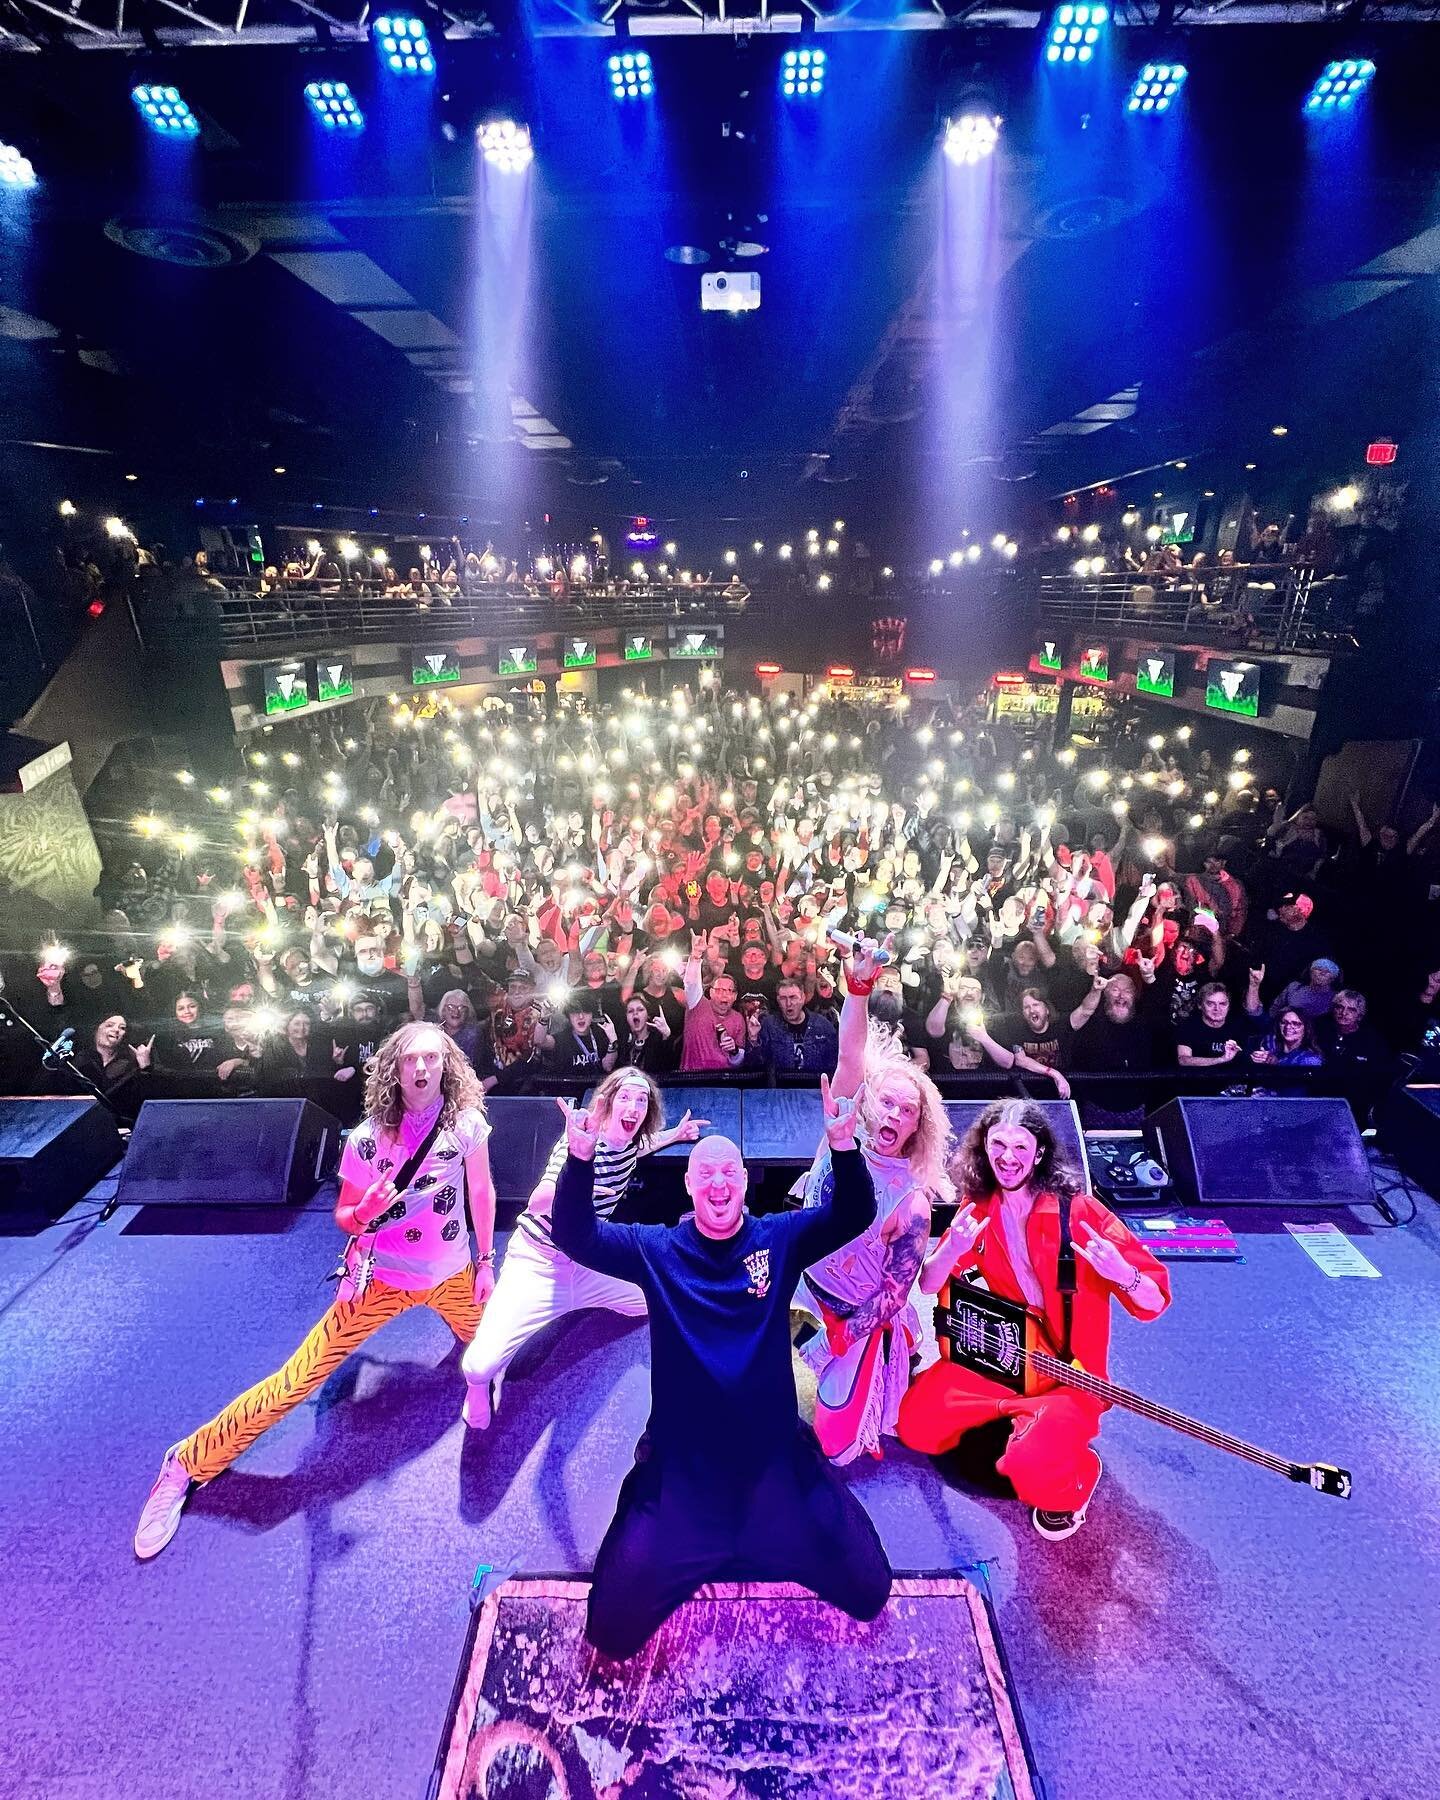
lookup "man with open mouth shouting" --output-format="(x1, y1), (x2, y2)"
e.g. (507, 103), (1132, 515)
(550, 1077), (892, 1659)
(134, 1021), (496, 1560)
(797, 935), (955, 1466)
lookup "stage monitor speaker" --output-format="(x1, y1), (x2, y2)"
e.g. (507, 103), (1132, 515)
(942, 1099), (1090, 1194)
(1144, 1096), (1372, 1210)
(0, 1096), (124, 1212)
(1379, 1084), (1440, 1194)
(486, 1097), (565, 1204)
(116, 1098), (339, 1208)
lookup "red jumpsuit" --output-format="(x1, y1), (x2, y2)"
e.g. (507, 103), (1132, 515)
(897, 1190), (1171, 1514)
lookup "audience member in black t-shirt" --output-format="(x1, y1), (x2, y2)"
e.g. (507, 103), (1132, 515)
(1174, 983), (1248, 1069)
(154, 991), (223, 1074)
(968, 988), (1072, 1098)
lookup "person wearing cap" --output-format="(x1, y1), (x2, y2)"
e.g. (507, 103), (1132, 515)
(1251, 892), (1334, 1003)
(543, 994), (618, 1078)
(1184, 842), (1248, 942)
(1271, 958), (1343, 1023)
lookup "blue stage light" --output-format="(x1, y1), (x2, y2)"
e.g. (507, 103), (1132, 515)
(0, 140), (37, 187)
(608, 49), (654, 103)
(1126, 63), (1188, 114)
(374, 14), (434, 75)
(780, 47), (826, 101)
(304, 80), (366, 130)
(132, 85), (201, 135)
(1305, 58), (1376, 113)
(1046, 3), (1107, 65)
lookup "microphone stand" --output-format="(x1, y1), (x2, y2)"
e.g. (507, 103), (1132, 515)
(0, 995), (130, 1218)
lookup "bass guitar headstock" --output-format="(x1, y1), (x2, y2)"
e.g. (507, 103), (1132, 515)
(1298, 1462), (1352, 1499)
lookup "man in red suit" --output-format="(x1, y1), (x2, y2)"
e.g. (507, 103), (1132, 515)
(898, 1099), (1171, 1539)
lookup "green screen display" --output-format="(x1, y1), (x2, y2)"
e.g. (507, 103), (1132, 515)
(313, 654), (354, 702)
(412, 647), (461, 687)
(1036, 638), (1062, 673)
(1078, 644), (1110, 683)
(496, 642), (538, 677)
(1205, 661), (1260, 718)
(263, 661), (310, 716)
(623, 634), (654, 662)
(670, 629), (720, 660)
(1135, 651), (1175, 698)
(562, 636), (597, 670)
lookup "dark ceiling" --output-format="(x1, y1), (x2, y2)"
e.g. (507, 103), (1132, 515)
(1, 19), (1438, 552)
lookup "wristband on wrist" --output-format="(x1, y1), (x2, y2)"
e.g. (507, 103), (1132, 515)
(477, 1249), (496, 1265)
(846, 976), (876, 998)
(1123, 1264), (1142, 1295)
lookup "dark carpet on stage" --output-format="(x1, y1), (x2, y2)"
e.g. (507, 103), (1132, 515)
(1, 1156), (1437, 1800)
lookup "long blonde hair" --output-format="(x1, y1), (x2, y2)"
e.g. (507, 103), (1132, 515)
(363, 1020), (487, 1134)
(861, 1023), (955, 1203)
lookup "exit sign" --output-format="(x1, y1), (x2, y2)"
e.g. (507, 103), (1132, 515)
(1366, 440), (1398, 466)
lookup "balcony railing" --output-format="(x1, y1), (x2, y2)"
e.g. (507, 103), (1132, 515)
(1021, 563), (1357, 654)
(131, 574), (751, 652)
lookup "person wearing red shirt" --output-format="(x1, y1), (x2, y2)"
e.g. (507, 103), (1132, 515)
(898, 1099), (1170, 1539)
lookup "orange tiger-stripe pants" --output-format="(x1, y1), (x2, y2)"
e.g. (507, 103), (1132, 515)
(174, 1266), (483, 1483)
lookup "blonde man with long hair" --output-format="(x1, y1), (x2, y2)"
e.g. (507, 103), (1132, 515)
(797, 936), (953, 1465)
(135, 1022), (496, 1560)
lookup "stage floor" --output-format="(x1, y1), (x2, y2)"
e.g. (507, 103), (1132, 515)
(2, 1161), (1438, 1800)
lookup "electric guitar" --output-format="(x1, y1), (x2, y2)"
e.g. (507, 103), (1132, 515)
(935, 1281), (1352, 1500)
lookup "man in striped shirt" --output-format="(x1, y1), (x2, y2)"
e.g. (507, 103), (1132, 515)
(460, 1071), (706, 1428)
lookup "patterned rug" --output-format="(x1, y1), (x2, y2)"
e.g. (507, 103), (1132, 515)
(434, 1575), (1038, 1800)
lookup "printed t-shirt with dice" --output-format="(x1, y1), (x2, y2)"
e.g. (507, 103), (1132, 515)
(338, 1101), (491, 1291)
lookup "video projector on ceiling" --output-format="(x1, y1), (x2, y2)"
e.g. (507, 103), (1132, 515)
(701, 271), (761, 314)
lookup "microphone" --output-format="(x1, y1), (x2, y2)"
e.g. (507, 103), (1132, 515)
(42, 1026), (76, 1070)
(825, 926), (893, 967)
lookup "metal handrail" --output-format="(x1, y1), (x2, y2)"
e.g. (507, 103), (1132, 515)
(1019, 562), (1357, 654)
(133, 575), (747, 651)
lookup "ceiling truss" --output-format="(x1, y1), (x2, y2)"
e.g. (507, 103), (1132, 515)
(2, 0), (1436, 52)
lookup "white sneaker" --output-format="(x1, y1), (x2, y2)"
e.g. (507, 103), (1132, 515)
(1032, 1456), (1102, 1542)
(462, 1381), (492, 1430)
(134, 1449), (195, 1560)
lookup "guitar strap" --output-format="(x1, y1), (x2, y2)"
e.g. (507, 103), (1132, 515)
(1056, 1190), (1076, 1364)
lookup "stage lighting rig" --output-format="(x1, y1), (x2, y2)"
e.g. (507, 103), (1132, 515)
(608, 52), (654, 102)
(305, 82), (365, 130)
(1127, 64), (1187, 114)
(1046, 5), (1108, 66)
(1305, 60), (1375, 112)
(478, 119), (534, 172)
(132, 86), (200, 135)
(375, 16), (435, 76)
(944, 114), (1000, 164)
(0, 141), (36, 187)
(780, 49), (825, 101)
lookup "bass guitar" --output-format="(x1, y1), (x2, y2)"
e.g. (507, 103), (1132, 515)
(935, 1280), (1351, 1499)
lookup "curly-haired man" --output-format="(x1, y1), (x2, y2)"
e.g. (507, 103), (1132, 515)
(133, 1021), (495, 1559)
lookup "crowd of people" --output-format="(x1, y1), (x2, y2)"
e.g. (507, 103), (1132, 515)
(6, 675), (1440, 1126)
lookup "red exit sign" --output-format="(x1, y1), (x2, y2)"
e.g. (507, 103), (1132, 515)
(1366, 440), (1398, 466)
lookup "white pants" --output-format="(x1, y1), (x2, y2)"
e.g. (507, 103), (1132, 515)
(460, 1222), (647, 1393)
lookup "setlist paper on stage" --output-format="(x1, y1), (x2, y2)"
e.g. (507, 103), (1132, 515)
(1285, 1223), (1381, 1279)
